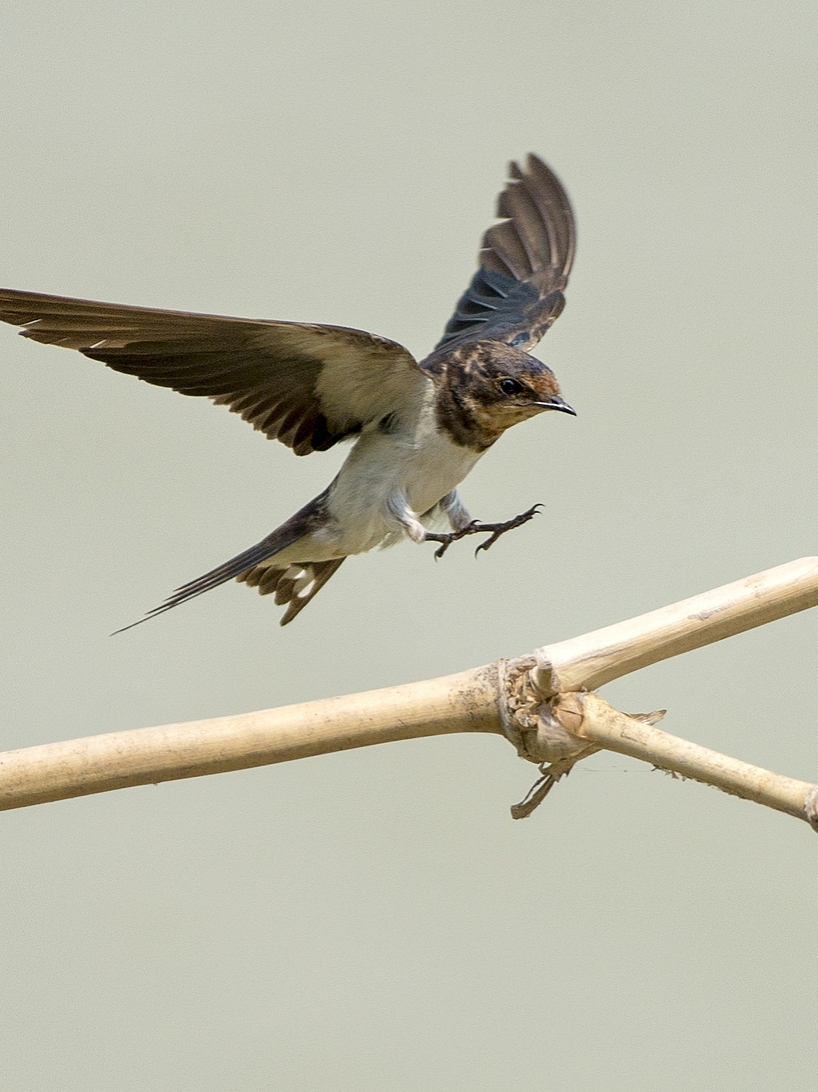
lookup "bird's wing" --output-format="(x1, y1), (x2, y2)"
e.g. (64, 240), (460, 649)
(428, 154), (575, 359)
(0, 289), (428, 455)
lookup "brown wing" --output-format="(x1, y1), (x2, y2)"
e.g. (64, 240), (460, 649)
(0, 289), (427, 456)
(428, 154), (576, 360)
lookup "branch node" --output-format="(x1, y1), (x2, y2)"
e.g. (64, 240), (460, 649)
(500, 659), (587, 764)
(804, 786), (818, 832)
(500, 661), (597, 817)
(501, 663), (673, 818)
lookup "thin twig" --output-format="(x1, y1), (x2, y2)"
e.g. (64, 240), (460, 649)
(565, 693), (818, 829)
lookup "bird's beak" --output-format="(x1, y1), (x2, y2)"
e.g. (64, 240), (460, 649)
(532, 396), (576, 416)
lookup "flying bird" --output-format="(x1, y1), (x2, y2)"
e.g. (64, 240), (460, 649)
(0, 154), (576, 627)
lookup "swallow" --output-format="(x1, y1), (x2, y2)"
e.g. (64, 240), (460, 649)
(0, 153), (576, 627)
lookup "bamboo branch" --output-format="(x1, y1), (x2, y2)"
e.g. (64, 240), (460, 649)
(551, 692), (818, 829)
(0, 666), (501, 811)
(531, 556), (818, 696)
(0, 558), (816, 824)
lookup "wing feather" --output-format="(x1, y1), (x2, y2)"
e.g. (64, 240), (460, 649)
(429, 154), (576, 357)
(0, 289), (427, 455)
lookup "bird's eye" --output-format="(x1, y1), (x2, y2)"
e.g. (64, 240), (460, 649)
(499, 378), (523, 396)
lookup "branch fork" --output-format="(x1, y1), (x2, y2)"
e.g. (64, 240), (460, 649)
(1, 558), (818, 831)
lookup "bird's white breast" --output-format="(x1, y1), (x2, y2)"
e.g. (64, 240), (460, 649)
(319, 394), (484, 556)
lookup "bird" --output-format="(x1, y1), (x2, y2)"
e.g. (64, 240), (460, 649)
(0, 153), (576, 628)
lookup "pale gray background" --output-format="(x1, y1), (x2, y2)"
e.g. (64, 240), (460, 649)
(1, 1), (816, 1088)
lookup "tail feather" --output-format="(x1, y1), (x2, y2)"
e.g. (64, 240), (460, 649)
(238, 557), (346, 625)
(112, 488), (335, 633)
(110, 538), (286, 635)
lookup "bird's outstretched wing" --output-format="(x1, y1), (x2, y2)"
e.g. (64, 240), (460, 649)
(0, 289), (427, 456)
(429, 154), (575, 358)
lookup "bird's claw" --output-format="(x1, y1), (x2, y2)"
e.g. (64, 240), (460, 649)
(428, 518), (483, 560)
(426, 504), (543, 560)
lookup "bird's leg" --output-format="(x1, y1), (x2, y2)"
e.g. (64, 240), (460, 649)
(386, 489), (428, 543)
(425, 504), (543, 560)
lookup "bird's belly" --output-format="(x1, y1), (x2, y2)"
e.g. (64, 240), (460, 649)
(323, 429), (482, 555)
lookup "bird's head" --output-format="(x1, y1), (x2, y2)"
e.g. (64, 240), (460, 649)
(434, 341), (575, 449)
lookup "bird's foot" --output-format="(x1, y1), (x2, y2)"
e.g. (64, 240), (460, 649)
(425, 504), (543, 560)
